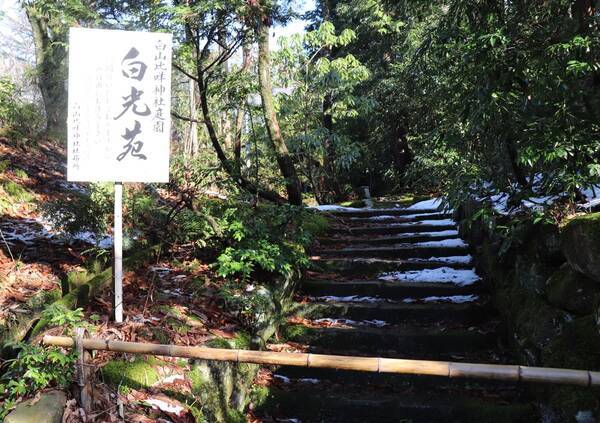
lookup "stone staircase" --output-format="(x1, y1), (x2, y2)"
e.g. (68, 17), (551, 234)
(256, 200), (537, 422)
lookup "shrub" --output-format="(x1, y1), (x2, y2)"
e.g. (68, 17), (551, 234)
(0, 77), (44, 137)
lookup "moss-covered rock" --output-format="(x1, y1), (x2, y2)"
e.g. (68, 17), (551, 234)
(546, 265), (600, 315)
(561, 213), (600, 283)
(100, 357), (161, 389)
(1, 287), (61, 359)
(4, 390), (66, 423)
(543, 315), (600, 369)
(511, 289), (566, 364)
(513, 254), (554, 296)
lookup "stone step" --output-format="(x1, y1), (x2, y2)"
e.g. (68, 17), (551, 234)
(317, 230), (461, 246)
(256, 387), (536, 423)
(281, 324), (499, 360)
(317, 243), (470, 259)
(335, 212), (452, 224)
(291, 301), (491, 325)
(321, 207), (441, 218)
(303, 279), (483, 298)
(310, 257), (473, 276)
(331, 223), (457, 236)
(271, 366), (523, 393)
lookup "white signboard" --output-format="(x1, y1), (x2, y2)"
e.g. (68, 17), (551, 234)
(68, 28), (172, 182)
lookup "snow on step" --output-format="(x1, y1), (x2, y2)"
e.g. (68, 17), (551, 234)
(378, 267), (480, 286)
(412, 238), (468, 248)
(311, 204), (368, 211)
(411, 255), (473, 264)
(390, 218), (456, 227)
(274, 374), (320, 384)
(311, 295), (391, 304)
(407, 197), (452, 212)
(403, 294), (479, 304)
(401, 230), (459, 237)
(313, 318), (388, 328)
(350, 211), (442, 221)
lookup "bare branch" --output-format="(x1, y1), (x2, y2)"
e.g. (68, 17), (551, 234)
(171, 111), (204, 124)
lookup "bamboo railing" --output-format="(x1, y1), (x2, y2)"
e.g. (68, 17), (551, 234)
(43, 335), (600, 387)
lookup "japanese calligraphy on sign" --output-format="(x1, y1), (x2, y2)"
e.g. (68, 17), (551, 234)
(67, 28), (172, 182)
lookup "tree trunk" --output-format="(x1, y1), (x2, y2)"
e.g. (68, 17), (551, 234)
(257, 17), (303, 206)
(234, 45), (252, 175)
(322, 92), (345, 202)
(185, 77), (199, 156)
(25, 6), (68, 136)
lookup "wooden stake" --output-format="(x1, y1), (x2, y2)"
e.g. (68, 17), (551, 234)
(44, 335), (600, 387)
(74, 328), (93, 415)
(113, 182), (123, 323)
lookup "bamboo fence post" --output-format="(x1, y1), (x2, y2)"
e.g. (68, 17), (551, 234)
(43, 335), (600, 388)
(74, 328), (93, 415)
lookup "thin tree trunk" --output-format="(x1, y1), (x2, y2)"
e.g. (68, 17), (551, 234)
(322, 92), (344, 201)
(25, 6), (68, 136)
(182, 21), (285, 204)
(197, 73), (286, 203)
(257, 17), (303, 206)
(234, 45), (252, 175)
(185, 77), (199, 156)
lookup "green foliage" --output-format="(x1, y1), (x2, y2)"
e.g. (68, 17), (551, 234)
(42, 182), (113, 236)
(274, 21), (372, 202)
(0, 344), (76, 419)
(1, 180), (34, 204)
(0, 77), (45, 136)
(40, 303), (85, 330)
(215, 203), (312, 281)
(217, 281), (275, 330)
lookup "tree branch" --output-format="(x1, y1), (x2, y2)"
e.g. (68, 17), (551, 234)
(171, 110), (204, 124)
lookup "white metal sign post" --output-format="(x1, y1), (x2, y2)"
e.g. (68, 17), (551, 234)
(67, 28), (172, 322)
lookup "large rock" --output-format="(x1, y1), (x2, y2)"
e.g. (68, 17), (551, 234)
(5, 390), (66, 423)
(546, 264), (600, 315)
(561, 213), (600, 283)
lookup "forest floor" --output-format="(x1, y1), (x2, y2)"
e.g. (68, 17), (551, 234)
(0, 137), (298, 422)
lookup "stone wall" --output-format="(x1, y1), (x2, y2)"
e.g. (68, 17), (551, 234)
(457, 201), (600, 422)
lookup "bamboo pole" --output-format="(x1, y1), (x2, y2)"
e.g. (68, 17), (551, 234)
(43, 335), (600, 387)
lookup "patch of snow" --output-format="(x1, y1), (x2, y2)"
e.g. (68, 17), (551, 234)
(310, 204), (366, 211)
(402, 294), (478, 304)
(278, 419), (301, 423)
(391, 219), (456, 227)
(378, 267), (480, 286)
(351, 212), (442, 221)
(362, 319), (388, 327)
(489, 193), (509, 215)
(394, 230), (460, 238)
(144, 398), (185, 415)
(407, 197), (452, 212)
(313, 318), (388, 328)
(71, 231), (114, 249)
(412, 255), (473, 264)
(57, 181), (88, 195)
(0, 219), (61, 245)
(273, 374), (291, 383)
(312, 295), (388, 304)
(580, 185), (600, 210)
(413, 238), (468, 248)
(421, 294), (479, 303)
(521, 195), (559, 210)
